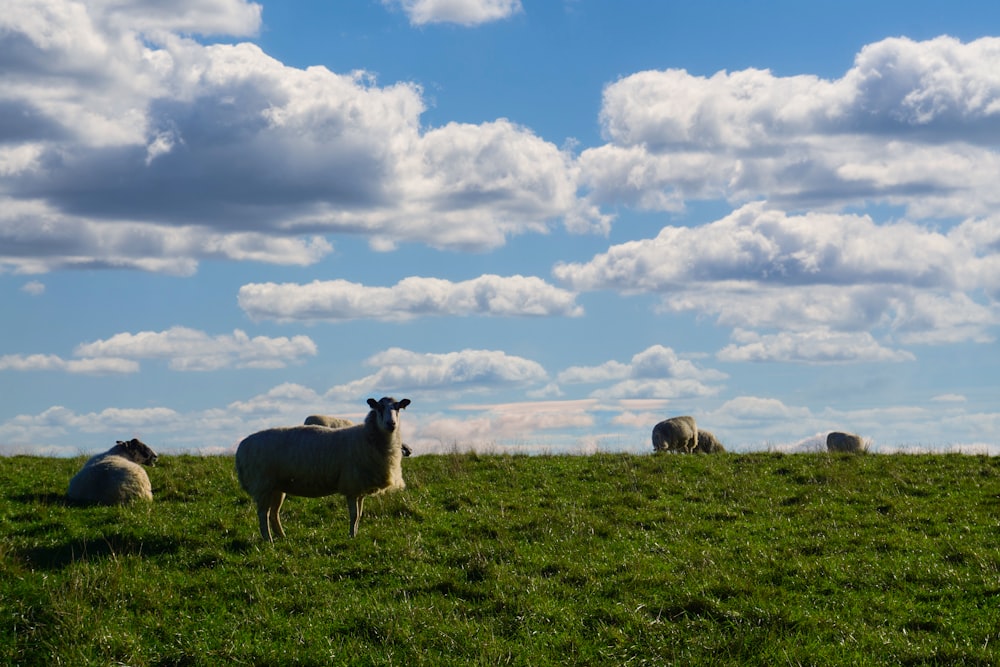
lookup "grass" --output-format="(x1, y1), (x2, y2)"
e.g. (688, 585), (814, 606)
(2, 451), (999, 665)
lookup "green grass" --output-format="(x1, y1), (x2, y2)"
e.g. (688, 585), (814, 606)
(2, 451), (999, 665)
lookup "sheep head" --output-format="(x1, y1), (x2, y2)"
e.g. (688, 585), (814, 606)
(117, 438), (158, 465)
(367, 396), (410, 434)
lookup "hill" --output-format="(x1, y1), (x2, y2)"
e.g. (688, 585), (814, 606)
(2, 452), (998, 665)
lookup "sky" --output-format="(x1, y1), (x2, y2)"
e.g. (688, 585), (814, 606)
(2, 0), (999, 457)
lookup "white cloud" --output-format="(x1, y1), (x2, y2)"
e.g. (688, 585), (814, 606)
(75, 327), (317, 371)
(558, 345), (727, 400)
(239, 274), (583, 322)
(583, 36), (1000, 219)
(328, 347), (548, 398)
(717, 329), (915, 364)
(0, 353), (139, 374)
(20, 280), (44, 295)
(0, 3), (595, 273)
(385, 0), (522, 26)
(554, 203), (1000, 348)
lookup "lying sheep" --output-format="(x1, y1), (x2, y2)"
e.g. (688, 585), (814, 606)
(827, 431), (866, 453)
(304, 414), (412, 457)
(695, 429), (726, 454)
(237, 397), (411, 540)
(67, 438), (158, 505)
(652, 416), (698, 453)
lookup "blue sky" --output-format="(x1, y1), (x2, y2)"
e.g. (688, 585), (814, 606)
(2, 0), (999, 456)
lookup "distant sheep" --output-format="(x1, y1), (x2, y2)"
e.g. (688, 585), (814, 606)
(304, 414), (412, 457)
(827, 431), (866, 453)
(652, 416), (698, 453)
(237, 397), (411, 540)
(695, 429), (726, 454)
(304, 415), (354, 429)
(67, 438), (158, 505)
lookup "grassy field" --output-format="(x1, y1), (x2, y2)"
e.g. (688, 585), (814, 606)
(1, 451), (999, 666)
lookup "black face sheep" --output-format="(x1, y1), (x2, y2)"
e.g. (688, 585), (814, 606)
(304, 414), (412, 457)
(237, 397), (411, 541)
(827, 431), (866, 453)
(695, 429), (726, 454)
(67, 438), (158, 505)
(652, 416), (698, 453)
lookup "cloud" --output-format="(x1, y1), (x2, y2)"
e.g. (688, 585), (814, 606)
(581, 36), (1000, 219)
(0, 2), (596, 273)
(0, 354), (139, 374)
(20, 280), (44, 295)
(385, 0), (523, 26)
(558, 344), (727, 400)
(239, 274), (583, 322)
(717, 329), (915, 364)
(554, 203), (1000, 347)
(74, 327), (317, 370)
(328, 347), (548, 397)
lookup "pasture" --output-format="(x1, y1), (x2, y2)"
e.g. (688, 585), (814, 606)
(2, 451), (999, 665)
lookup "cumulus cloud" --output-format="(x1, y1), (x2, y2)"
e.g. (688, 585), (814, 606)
(581, 35), (1000, 219)
(239, 274), (583, 322)
(385, 0), (523, 26)
(0, 353), (139, 374)
(20, 280), (44, 295)
(75, 326), (317, 370)
(554, 203), (1000, 351)
(0, 1), (595, 274)
(558, 345), (727, 400)
(329, 347), (548, 397)
(717, 329), (915, 364)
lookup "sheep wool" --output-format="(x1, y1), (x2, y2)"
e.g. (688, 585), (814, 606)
(237, 397), (411, 540)
(652, 416), (699, 453)
(827, 431), (865, 453)
(303, 415), (355, 429)
(67, 439), (158, 505)
(695, 429), (726, 454)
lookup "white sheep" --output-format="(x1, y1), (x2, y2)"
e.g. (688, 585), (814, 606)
(652, 416), (698, 453)
(304, 414), (413, 457)
(237, 397), (411, 540)
(695, 429), (726, 454)
(67, 438), (158, 505)
(827, 431), (866, 453)
(304, 415), (354, 429)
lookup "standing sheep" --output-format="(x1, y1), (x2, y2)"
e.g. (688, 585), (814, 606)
(652, 416), (698, 453)
(695, 429), (726, 454)
(827, 431), (866, 453)
(237, 397), (411, 540)
(305, 414), (412, 457)
(67, 438), (158, 505)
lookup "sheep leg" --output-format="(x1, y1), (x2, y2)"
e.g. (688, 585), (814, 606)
(269, 491), (286, 539)
(255, 499), (272, 542)
(347, 495), (364, 538)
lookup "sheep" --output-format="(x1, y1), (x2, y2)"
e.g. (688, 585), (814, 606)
(304, 414), (413, 457)
(827, 431), (866, 453)
(695, 429), (726, 454)
(304, 415), (354, 429)
(237, 397), (411, 541)
(652, 416), (698, 453)
(67, 438), (158, 505)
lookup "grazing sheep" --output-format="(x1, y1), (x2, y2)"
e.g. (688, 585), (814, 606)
(827, 431), (866, 453)
(304, 415), (413, 457)
(304, 415), (354, 429)
(67, 438), (158, 505)
(652, 416), (698, 453)
(237, 397), (411, 540)
(695, 429), (726, 454)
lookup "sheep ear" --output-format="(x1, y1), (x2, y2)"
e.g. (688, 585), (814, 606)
(116, 440), (126, 446)
(397, 399), (410, 410)
(367, 398), (378, 409)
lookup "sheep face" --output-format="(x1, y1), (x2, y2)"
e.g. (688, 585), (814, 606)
(367, 396), (411, 434)
(117, 438), (158, 465)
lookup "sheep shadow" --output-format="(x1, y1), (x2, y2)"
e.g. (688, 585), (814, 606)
(19, 533), (182, 571)
(9, 492), (71, 506)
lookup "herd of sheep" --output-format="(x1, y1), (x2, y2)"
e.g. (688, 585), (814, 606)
(64, 399), (867, 540)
